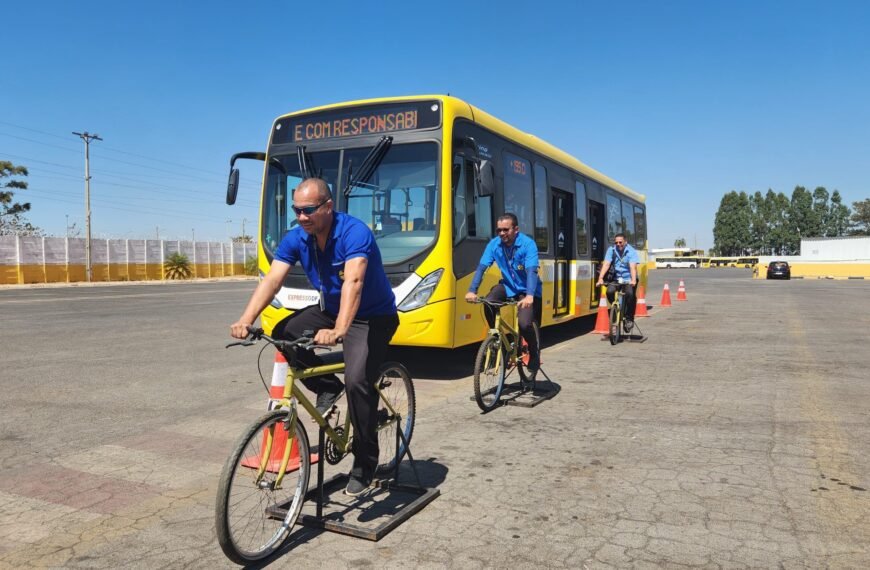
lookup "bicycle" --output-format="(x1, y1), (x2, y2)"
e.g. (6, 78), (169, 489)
(606, 282), (632, 345)
(470, 298), (540, 412)
(215, 328), (415, 565)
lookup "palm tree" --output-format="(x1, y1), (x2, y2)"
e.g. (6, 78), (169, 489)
(164, 252), (193, 280)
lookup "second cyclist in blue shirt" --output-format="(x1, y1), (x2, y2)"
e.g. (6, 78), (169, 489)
(465, 213), (542, 377)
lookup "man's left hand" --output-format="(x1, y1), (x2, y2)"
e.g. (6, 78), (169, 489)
(314, 328), (344, 346)
(630, 279), (637, 287)
(517, 296), (534, 309)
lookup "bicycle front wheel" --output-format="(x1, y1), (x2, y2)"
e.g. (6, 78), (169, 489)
(474, 334), (507, 412)
(375, 362), (416, 474)
(609, 301), (621, 345)
(215, 410), (310, 565)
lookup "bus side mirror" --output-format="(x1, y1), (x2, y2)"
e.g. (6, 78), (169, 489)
(476, 159), (495, 197)
(226, 168), (240, 205)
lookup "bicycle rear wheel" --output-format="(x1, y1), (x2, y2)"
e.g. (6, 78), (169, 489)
(609, 301), (621, 345)
(375, 362), (416, 474)
(215, 410), (310, 565)
(474, 334), (507, 412)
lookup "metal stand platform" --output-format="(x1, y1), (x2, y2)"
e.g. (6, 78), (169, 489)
(502, 366), (560, 407)
(622, 320), (648, 343)
(470, 364), (561, 408)
(270, 414), (439, 542)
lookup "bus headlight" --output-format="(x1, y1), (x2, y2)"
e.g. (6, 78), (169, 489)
(397, 268), (443, 312)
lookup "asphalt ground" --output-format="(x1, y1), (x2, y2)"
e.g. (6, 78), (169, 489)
(0, 270), (868, 568)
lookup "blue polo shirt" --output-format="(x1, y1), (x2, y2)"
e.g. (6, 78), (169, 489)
(273, 212), (396, 318)
(603, 243), (640, 283)
(470, 232), (542, 298)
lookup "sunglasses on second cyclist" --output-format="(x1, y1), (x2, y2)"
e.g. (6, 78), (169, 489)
(291, 199), (329, 217)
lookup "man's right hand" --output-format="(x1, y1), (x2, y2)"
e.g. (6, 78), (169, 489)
(465, 292), (479, 303)
(596, 279), (604, 287)
(230, 321), (252, 339)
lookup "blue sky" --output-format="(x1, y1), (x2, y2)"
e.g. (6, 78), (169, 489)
(3, 0), (868, 250)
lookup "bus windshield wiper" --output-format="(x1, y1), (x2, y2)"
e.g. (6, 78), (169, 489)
(343, 136), (392, 197)
(296, 145), (318, 179)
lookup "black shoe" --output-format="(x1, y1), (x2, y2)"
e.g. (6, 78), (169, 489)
(345, 470), (374, 497)
(526, 354), (540, 374)
(623, 319), (634, 333)
(315, 387), (342, 416)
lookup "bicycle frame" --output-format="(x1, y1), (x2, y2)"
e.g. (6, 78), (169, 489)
(486, 303), (522, 366)
(258, 357), (404, 489)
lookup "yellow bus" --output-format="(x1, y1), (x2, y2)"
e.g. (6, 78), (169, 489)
(709, 256), (758, 268)
(226, 95), (647, 348)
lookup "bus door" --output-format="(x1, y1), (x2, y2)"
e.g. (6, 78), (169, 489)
(589, 200), (606, 307)
(551, 189), (573, 316)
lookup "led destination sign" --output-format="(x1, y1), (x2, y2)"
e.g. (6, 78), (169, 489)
(273, 101), (441, 145)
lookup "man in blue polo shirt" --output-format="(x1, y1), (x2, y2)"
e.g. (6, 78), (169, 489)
(230, 178), (398, 496)
(596, 232), (640, 331)
(465, 212), (543, 377)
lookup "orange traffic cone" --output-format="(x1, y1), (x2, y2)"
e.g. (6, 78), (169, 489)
(241, 351), (317, 473)
(635, 285), (650, 317)
(677, 280), (687, 301)
(592, 288), (610, 334)
(660, 283), (672, 307)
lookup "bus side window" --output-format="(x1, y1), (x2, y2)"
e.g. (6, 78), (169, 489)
(452, 158), (468, 244)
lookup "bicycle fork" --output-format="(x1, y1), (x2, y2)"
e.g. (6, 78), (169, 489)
(256, 403), (299, 490)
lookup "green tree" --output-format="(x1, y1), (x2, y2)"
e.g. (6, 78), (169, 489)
(674, 237), (687, 248)
(164, 252), (193, 280)
(811, 186), (830, 237)
(826, 190), (851, 236)
(713, 191), (752, 256)
(1, 160), (41, 235)
(232, 234), (254, 243)
(244, 255), (258, 276)
(850, 198), (870, 236)
(787, 186), (814, 252)
(748, 191), (768, 254)
(766, 191), (794, 255)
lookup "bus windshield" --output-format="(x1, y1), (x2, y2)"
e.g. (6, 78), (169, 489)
(261, 142), (438, 265)
(344, 142), (438, 264)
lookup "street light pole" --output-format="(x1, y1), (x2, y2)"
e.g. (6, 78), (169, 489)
(73, 131), (102, 282)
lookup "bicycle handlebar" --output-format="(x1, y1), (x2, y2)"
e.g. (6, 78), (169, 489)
(225, 326), (338, 352)
(467, 298), (518, 308)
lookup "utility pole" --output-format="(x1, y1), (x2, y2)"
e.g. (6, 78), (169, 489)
(73, 131), (102, 282)
(241, 218), (249, 242)
(225, 218), (232, 241)
(65, 214), (70, 238)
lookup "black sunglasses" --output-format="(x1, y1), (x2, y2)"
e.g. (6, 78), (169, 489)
(291, 199), (328, 216)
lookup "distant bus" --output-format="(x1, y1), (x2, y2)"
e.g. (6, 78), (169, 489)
(655, 256), (700, 269)
(708, 256), (758, 268)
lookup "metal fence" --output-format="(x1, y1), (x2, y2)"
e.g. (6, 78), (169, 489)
(0, 236), (256, 284)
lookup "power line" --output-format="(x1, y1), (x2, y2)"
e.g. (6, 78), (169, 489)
(0, 119), (262, 180)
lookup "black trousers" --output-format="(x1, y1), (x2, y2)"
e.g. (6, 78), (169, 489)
(482, 283), (542, 359)
(272, 305), (399, 475)
(606, 283), (636, 319)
